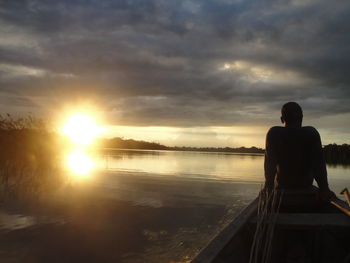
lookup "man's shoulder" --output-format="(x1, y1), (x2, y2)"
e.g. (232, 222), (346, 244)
(267, 126), (320, 137)
(301, 126), (320, 136)
(268, 126), (284, 132)
(266, 126), (284, 139)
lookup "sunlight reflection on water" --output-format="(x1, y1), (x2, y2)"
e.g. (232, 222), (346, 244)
(0, 212), (36, 230)
(95, 149), (350, 201)
(97, 150), (265, 182)
(0, 212), (64, 231)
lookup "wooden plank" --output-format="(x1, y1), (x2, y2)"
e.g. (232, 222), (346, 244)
(251, 213), (350, 227)
(330, 198), (350, 217)
(191, 198), (258, 263)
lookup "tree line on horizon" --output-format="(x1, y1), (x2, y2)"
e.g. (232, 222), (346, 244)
(98, 137), (265, 153)
(99, 137), (350, 164)
(323, 144), (350, 165)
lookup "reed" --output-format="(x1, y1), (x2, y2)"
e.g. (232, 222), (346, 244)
(0, 114), (64, 204)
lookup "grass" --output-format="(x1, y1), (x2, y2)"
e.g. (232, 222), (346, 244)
(0, 114), (64, 205)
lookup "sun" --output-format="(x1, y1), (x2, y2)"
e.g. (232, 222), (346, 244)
(67, 151), (95, 176)
(62, 113), (100, 145)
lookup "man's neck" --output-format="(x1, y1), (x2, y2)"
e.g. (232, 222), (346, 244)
(285, 122), (302, 128)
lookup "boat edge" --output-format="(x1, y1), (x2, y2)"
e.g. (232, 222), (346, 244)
(191, 198), (258, 263)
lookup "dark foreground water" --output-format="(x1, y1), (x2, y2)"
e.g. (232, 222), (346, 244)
(0, 150), (349, 263)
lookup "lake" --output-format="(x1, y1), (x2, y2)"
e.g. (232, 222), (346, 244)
(97, 149), (350, 201)
(93, 149), (349, 262)
(95, 150), (265, 206)
(0, 149), (349, 263)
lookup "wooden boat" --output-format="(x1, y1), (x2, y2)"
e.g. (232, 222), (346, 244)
(191, 188), (350, 263)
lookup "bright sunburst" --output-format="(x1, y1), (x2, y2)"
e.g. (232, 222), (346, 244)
(62, 113), (100, 145)
(61, 112), (102, 176)
(67, 151), (95, 176)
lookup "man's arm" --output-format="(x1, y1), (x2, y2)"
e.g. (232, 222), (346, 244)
(264, 128), (277, 190)
(310, 128), (330, 191)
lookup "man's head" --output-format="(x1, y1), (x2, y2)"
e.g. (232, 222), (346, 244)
(281, 102), (303, 127)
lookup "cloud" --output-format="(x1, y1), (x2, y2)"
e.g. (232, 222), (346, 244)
(0, 0), (350, 136)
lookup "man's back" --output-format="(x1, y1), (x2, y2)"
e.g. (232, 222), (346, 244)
(264, 126), (328, 190)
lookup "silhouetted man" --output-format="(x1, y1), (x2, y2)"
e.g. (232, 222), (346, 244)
(264, 102), (334, 198)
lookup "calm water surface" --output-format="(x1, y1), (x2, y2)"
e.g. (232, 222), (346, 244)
(95, 150), (265, 208)
(98, 149), (349, 197)
(1, 149), (349, 263)
(102, 150), (264, 181)
(93, 149), (349, 262)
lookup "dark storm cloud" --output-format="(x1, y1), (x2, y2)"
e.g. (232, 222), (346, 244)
(1, 0), (350, 128)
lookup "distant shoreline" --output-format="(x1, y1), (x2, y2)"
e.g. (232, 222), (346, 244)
(98, 137), (265, 154)
(98, 137), (350, 164)
(100, 147), (265, 155)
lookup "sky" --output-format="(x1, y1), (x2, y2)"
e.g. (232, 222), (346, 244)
(1, 0), (350, 147)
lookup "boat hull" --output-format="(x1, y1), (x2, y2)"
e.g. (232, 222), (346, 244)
(191, 190), (350, 263)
